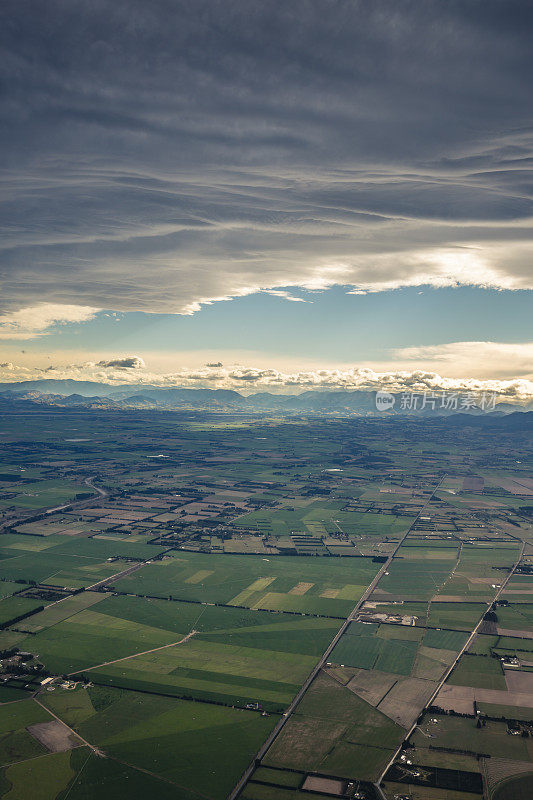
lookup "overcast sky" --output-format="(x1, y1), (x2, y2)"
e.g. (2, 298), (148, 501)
(1, 1), (532, 394)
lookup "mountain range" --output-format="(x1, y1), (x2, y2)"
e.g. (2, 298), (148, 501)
(0, 379), (531, 417)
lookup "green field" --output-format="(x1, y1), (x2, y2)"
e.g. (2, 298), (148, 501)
(477, 701), (533, 721)
(264, 670), (404, 781)
(15, 591), (106, 633)
(329, 622), (463, 680)
(242, 786), (334, 800)
(0, 535), (166, 588)
(37, 686), (277, 800)
(11, 594), (340, 710)
(251, 766), (304, 787)
(0, 404), (530, 797)
(0, 699), (53, 767)
(448, 653), (507, 690)
(422, 628), (468, 651)
(370, 600), (486, 630)
(233, 499), (412, 540)
(373, 542), (520, 603)
(373, 558), (454, 599)
(0, 595), (44, 626)
(426, 602), (487, 631)
(493, 774), (533, 800)
(412, 713), (533, 762)
(495, 603), (533, 632)
(0, 479), (87, 511)
(0, 582), (26, 600)
(0, 686), (30, 703)
(114, 551), (380, 616)
(441, 544), (520, 598)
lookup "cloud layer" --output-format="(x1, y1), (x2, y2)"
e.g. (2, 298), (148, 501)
(1, 1), (532, 317)
(2, 343), (532, 400)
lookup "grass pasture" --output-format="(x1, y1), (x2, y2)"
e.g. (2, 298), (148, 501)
(373, 558), (454, 600)
(0, 699), (53, 767)
(427, 602), (487, 631)
(264, 670), (404, 781)
(412, 713), (533, 763)
(16, 591), (106, 633)
(495, 603), (533, 633)
(374, 543), (520, 603)
(0, 582), (26, 600)
(493, 774), (533, 800)
(13, 594), (340, 710)
(448, 653), (507, 690)
(113, 551), (381, 617)
(0, 479), (86, 511)
(0, 750), (78, 800)
(0, 595), (44, 626)
(329, 622), (463, 681)
(0, 535), (166, 588)
(441, 544), (520, 600)
(251, 766), (304, 787)
(88, 638), (316, 709)
(38, 686), (278, 800)
(232, 499), (412, 541)
(242, 787), (335, 800)
(370, 600), (486, 630)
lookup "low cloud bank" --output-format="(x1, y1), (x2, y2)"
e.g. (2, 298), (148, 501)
(1, 347), (532, 401)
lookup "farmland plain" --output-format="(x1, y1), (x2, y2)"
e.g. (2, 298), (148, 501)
(0, 407), (530, 800)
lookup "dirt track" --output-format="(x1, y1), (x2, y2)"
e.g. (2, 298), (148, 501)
(68, 629), (197, 675)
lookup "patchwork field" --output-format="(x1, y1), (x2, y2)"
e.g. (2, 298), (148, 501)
(232, 500), (413, 542)
(264, 670), (405, 781)
(0, 534), (166, 588)
(329, 621), (468, 681)
(6, 593), (341, 711)
(0, 687), (276, 800)
(113, 551), (381, 616)
(0, 407), (530, 800)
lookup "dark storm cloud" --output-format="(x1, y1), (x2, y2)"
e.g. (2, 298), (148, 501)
(1, 0), (532, 314)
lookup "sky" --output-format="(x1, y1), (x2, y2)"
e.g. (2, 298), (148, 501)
(1, 1), (532, 397)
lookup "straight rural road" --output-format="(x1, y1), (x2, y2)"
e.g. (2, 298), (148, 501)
(87, 559), (150, 591)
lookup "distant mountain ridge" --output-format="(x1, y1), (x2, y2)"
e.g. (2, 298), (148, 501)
(0, 379), (531, 417)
